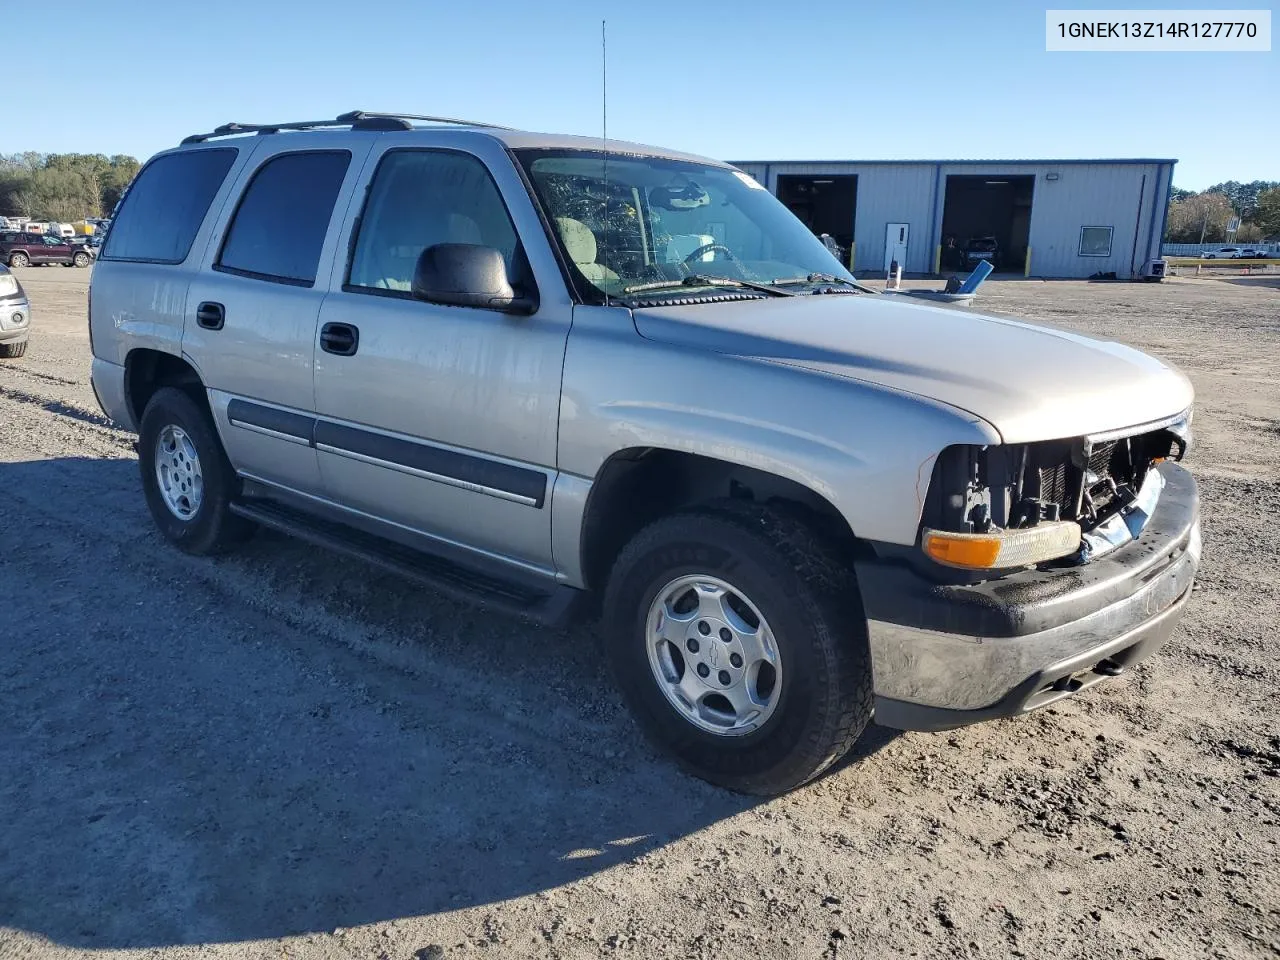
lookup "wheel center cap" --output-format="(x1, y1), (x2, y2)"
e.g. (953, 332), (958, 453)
(685, 618), (746, 689)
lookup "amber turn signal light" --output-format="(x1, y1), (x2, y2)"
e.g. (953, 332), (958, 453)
(922, 521), (1082, 570)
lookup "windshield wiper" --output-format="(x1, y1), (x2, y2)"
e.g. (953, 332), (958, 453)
(772, 273), (879, 295)
(622, 274), (795, 297)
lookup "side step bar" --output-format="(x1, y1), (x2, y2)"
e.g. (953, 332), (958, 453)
(228, 498), (584, 628)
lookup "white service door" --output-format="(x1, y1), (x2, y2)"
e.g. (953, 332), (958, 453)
(884, 222), (909, 271)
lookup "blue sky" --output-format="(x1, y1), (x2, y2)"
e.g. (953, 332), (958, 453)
(4, 0), (1275, 189)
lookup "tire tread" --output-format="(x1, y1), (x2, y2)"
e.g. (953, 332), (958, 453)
(604, 499), (873, 794)
(702, 500), (873, 789)
(139, 387), (253, 555)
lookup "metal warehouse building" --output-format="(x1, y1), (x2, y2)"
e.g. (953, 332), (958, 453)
(731, 158), (1174, 279)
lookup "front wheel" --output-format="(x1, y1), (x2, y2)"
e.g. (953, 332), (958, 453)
(8, 252), (29, 268)
(138, 387), (253, 555)
(73, 252), (90, 267)
(603, 503), (873, 794)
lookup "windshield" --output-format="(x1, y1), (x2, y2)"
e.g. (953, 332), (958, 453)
(516, 150), (856, 303)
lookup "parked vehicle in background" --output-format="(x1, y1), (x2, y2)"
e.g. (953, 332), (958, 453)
(965, 235), (1000, 266)
(0, 263), (30, 358)
(1201, 246), (1241, 259)
(89, 111), (1201, 794)
(1, 232), (94, 267)
(67, 235), (101, 256)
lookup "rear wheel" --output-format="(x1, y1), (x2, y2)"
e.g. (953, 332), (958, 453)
(138, 387), (253, 555)
(603, 502), (873, 795)
(8, 252), (28, 268)
(0, 340), (27, 359)
(73, 251), (90, 267)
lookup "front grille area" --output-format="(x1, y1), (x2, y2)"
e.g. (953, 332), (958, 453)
(1032, 434), (1165, 528)
(923, 415), (1188, 540)
(1088, 441), (1118, 477)
(1037, 461), (1069, 510)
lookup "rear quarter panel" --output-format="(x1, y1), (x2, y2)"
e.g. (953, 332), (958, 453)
(88, 144), (256, 370)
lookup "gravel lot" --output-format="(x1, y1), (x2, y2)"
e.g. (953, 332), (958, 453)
(1, 268), (1277, 960)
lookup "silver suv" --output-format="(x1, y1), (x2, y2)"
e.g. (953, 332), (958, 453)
(89, 111), (1200, 794)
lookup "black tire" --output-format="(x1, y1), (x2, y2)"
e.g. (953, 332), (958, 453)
(603, 502), (873, 795)
(138, 386), (253, 555)
(0, 339), (27, 359)
(8, 252), (28, 268)
(73, 252), (90, 267)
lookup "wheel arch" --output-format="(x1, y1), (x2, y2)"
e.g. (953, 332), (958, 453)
(577, 446), (863, 596)
(124, 348), (207, 426)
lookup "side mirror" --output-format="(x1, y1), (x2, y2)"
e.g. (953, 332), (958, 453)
(411, 243), (535, 314)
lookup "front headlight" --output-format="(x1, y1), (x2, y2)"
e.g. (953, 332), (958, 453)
(922, 521), (1082, 570)
(0, 275), (18, 298)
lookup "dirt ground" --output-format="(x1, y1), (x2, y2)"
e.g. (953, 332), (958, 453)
(1, 269), (1277, 960)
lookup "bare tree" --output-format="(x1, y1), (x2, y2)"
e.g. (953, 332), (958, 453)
(1165, 192), (1235, 243)
(11, 189), (39, 219)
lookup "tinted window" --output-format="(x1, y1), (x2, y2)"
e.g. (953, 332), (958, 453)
(102, 149), (237, 263)
(348, 150), (519, 294)
(218, 151), (350, 286)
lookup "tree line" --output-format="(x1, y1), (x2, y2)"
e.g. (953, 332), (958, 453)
(0, 153), (141, 223)
(3, 150), (1275, 246)
(1165, 180), (1280, 244)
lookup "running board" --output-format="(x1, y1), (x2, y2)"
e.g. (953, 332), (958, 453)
(228, 498), (583, 627)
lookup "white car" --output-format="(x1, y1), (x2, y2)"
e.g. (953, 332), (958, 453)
(1201, 247), (1244, 259)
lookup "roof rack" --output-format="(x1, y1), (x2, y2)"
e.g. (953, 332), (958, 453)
(181, 110), (512, 145)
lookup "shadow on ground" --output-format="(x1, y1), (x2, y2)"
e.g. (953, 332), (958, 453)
(1218, 274), (1280, 290)
(0, 457), (894, 949)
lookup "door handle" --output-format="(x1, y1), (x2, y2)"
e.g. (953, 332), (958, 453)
(195, 301), (225, 330)
(320, 322), (359, 357)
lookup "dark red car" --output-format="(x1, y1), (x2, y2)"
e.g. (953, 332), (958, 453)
(0, 232), (93, 268)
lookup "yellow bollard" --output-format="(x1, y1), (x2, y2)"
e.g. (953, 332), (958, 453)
(1024, 247), (1032, 277)
(934, 245), (942, 274)
(848, 242), (856, 272)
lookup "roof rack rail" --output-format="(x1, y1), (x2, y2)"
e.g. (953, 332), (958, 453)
(335, 110), (513, 130)
(181, 110), (511, 145)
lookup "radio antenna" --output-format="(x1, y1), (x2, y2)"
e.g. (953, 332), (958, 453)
(601, 18), (610, 307)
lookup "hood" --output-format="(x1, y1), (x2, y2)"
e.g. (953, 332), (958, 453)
(632, 293), (1193, 444)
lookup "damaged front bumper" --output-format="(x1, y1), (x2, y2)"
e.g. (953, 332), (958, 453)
(857, 462), (1200, 731)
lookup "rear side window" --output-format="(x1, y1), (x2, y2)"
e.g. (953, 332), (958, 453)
(217, 151), (350, 286)
(102, 149), (237, 263)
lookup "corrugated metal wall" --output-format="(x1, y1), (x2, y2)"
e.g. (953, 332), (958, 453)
(1009, 163), (1168, 277)
(731, 160), (1174, 278)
